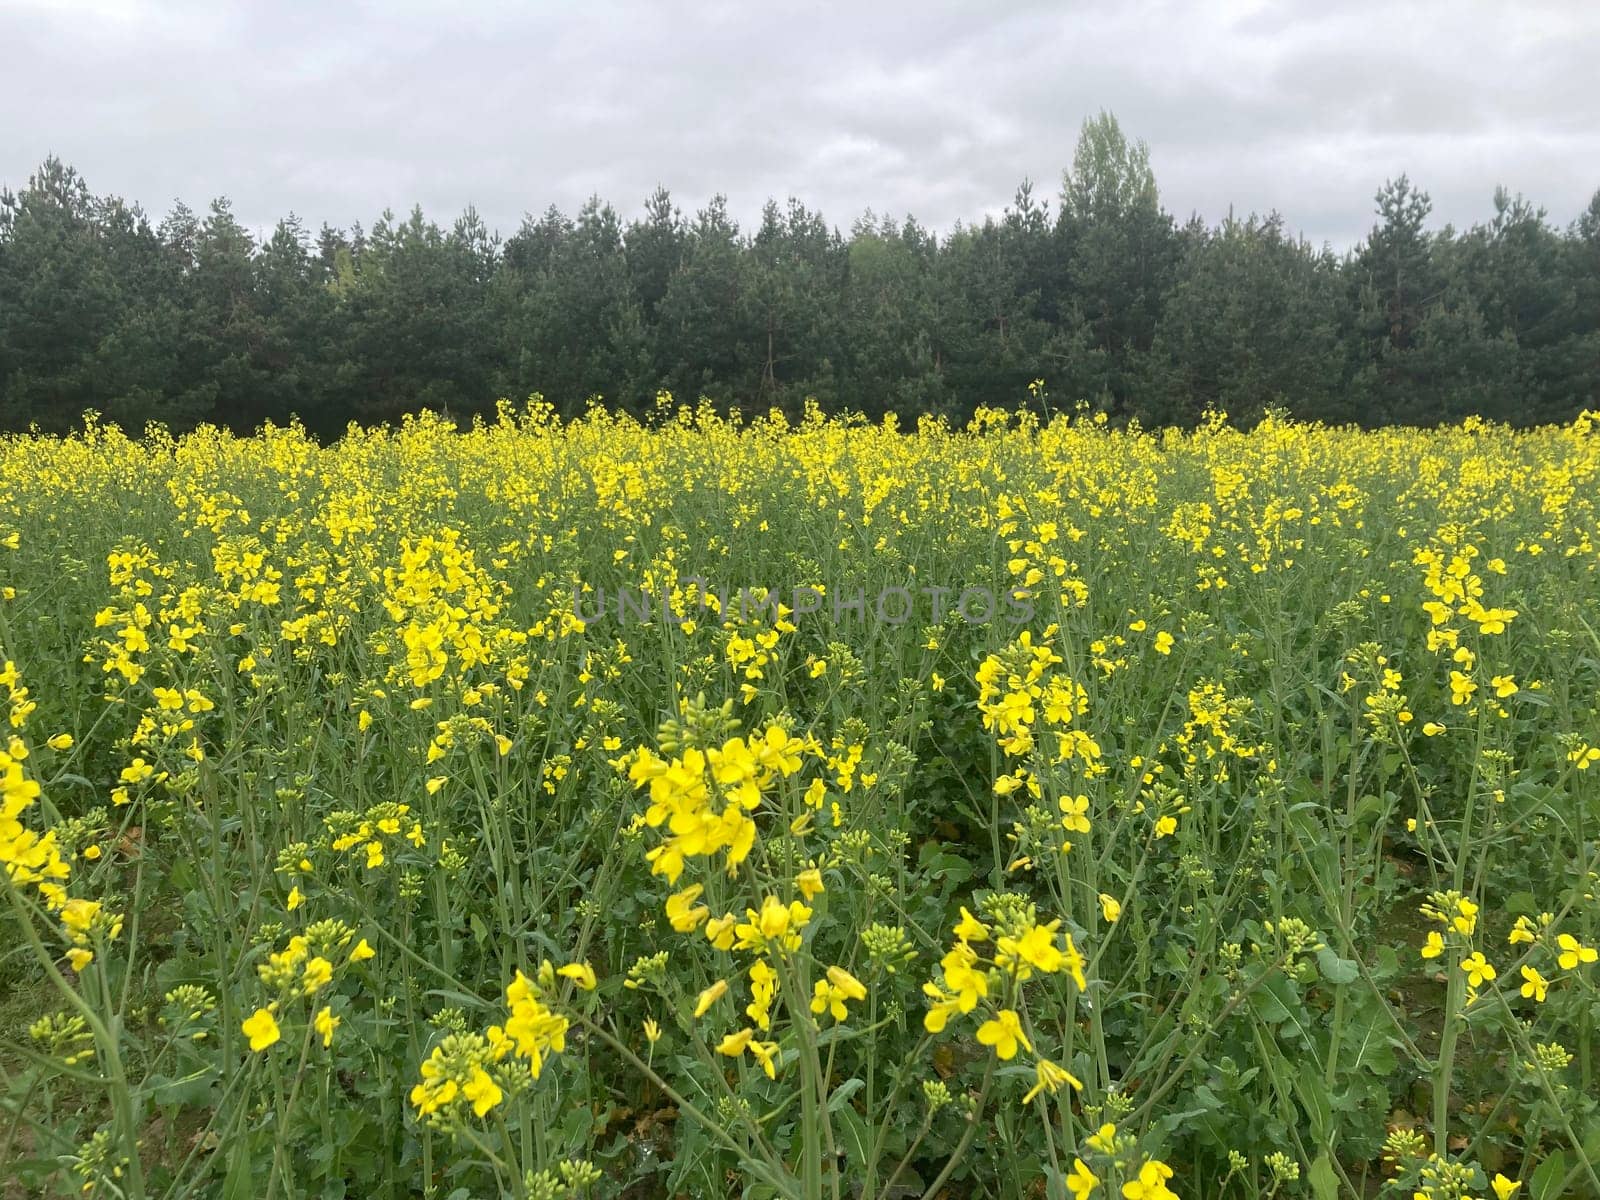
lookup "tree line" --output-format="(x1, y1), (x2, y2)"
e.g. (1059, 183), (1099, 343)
(2, 114), (1596, 438)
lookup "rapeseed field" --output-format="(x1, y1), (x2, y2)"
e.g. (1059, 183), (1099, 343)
(3, 397), (1600, 1199)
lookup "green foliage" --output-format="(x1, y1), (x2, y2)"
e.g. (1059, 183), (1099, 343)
(4, 112), (1599, 436)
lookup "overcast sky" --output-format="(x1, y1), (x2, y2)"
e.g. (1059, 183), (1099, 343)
(3, 0), (1597, 251)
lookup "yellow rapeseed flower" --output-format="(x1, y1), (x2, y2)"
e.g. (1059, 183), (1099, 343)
(694, 979), (729, 1018)
(975, 1009), (1030, 1060)
(242, 1007), (280, 1052)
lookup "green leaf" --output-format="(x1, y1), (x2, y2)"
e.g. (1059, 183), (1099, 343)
(1370, 945), (1401, 983)
(827, 1077), (865, 1112)
(1292, 1072), (1332, 1144)
(1345, 1023), (1398, 1076)
(1352, 794), (1386, 825)
(1315, 946), (1359, 985)
(1505, 891), (1538, 916)
(220, 1132), (253, 1200)
(560, 1101), (594, 1143)
(1307, 1153), (1339, 1200)
(1247, 973), (1300, 1025)
(147, 1068), (217, 1107)
(831, 1103), (872, 1172)
(1530, 1151), (1566, 1200)
(1584, 1114), (1600, 1164)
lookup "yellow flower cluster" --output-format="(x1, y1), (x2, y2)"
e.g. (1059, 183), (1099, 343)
(382, 529), (508, 689)
(977, 628), (1103, 799)
(1, 728), (63, 899)
(924, 902), (1086, 1105)
(1, 661), (118, 971)
(409, 960), (585, 1122)
(242, 920), (375, 1054)
(1061, 1123), (1178, 1199)
(627, 721), (809, 883)
(327, 801), (427, 870)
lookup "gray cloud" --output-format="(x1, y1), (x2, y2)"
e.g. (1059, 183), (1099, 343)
(3, 0), (1596, 250)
